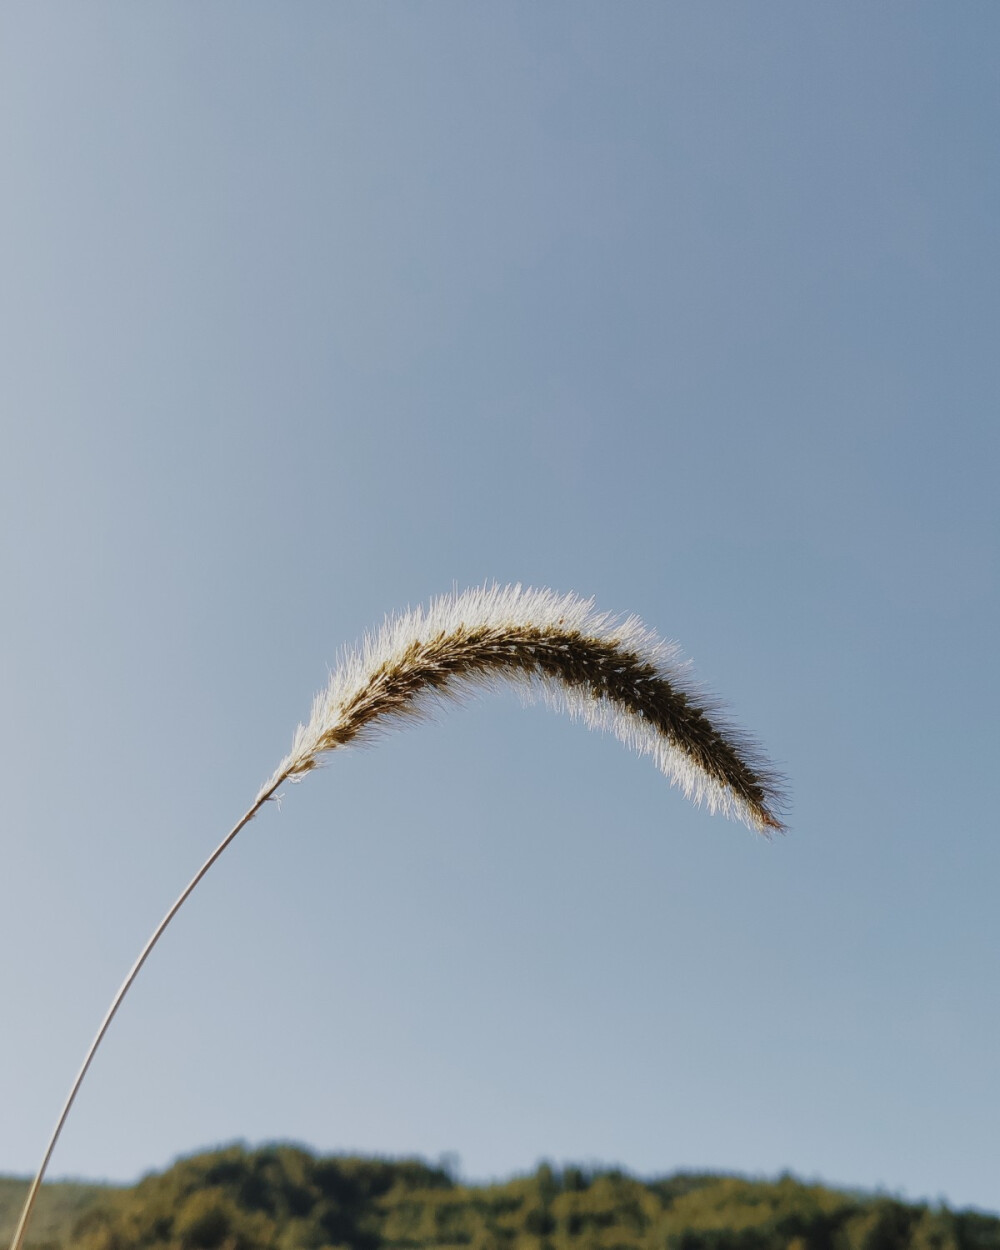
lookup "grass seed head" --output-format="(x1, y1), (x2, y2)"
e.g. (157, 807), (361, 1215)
(264, 585), (785, 833)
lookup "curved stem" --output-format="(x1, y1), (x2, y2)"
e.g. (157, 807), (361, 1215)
(8, 773), (288, 1250)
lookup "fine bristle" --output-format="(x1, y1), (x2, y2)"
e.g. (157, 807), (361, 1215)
(262, 585), (786, 833)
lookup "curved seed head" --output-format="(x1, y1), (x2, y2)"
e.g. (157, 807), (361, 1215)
(263, 585), (786, 833)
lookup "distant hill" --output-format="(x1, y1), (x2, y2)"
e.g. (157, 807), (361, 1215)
(0, 1177), (114, 1250)
(2, 1145), (998, 1250)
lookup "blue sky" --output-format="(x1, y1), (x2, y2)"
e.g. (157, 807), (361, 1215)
(1, 1), (998, 1214)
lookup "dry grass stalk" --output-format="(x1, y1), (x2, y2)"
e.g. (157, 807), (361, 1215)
(9, 585), (784, 1250)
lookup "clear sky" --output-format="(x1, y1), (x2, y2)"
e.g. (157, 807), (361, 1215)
(2, 1), (998, 1216)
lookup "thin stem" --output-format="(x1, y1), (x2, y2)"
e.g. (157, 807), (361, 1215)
(8, 772), (288, 1250)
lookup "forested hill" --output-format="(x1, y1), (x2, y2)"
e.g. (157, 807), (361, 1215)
(2, 1144), (998, 1250)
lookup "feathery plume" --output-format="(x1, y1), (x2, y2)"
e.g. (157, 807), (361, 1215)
(9, 585), (784, 1250)
(264, 585), (784, 832)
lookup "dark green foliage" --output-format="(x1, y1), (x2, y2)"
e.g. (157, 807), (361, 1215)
(2, 1147), (998, 1250)
(67, 1146), (451, 1250)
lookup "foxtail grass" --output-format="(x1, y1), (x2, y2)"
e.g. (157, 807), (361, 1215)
(9, 585), (784, 1250)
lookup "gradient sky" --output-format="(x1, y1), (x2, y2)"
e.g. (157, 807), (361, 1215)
(2, 1), (998, 1216)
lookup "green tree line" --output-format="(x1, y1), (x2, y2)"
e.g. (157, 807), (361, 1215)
(2, 1145), (997, 1250)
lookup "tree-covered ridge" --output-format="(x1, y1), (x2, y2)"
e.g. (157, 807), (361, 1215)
(36, 1145), (998, 1250)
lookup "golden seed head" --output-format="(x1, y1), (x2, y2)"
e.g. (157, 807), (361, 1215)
(262, 585), (785, 833)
